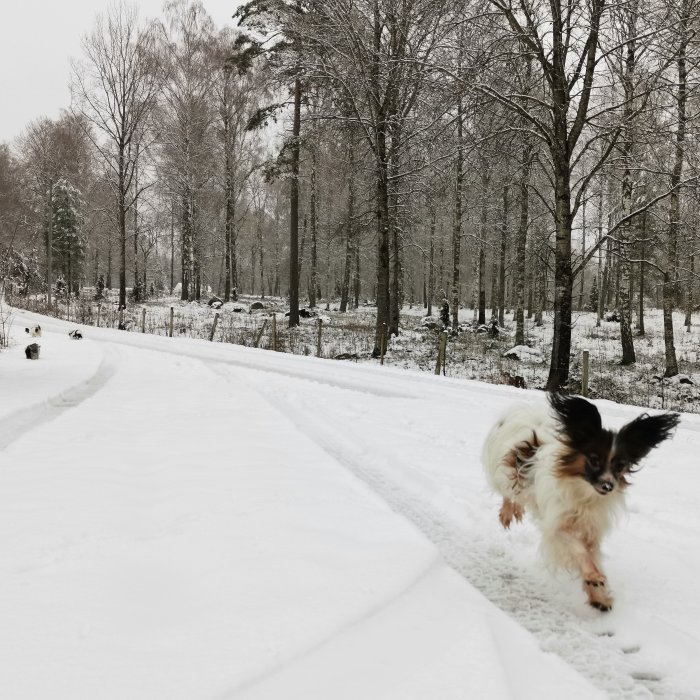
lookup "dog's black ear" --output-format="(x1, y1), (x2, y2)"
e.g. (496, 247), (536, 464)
(549, 393), (602, 449)
(616, 412), (680, 465)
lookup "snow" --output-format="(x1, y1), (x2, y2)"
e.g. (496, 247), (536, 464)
(1, 307), (699, 698)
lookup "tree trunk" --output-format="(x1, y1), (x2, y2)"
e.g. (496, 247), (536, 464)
(374, 154), (390, 354)
(428, 206), (436, 317)
(596, 185), (604, 327)
(579, 197), (586, 310)
(340, 140), (355, 313)
(46, 181), (54, 310)
(663, 272), (679, 377)
(638, 213), (645, 335)
(118, 151), (127, 310)
(288, 74), (302, 327)
(618, 2), (637, 365)
(133, 148), (139, 293)
(685, 254), (694, 330)
(353, 233), (361, 309)
(451, 96), (463, 329)
(477, 168), (489, 325)
(515, 148), (532, 345)
(309, 135), (318, 309)
(498, 185), (508, 326)
(478, 247), (486, 325)
(389, 128), (402, 337)
(663, 0), (688, 375)
(546, 163), (574, 391)
(181, 191), (191, 301)
(170, 199), (175, 295)
(223, 119), (236, 302)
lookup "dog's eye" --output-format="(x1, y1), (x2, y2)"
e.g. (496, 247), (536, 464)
(588, 455), (600, 468)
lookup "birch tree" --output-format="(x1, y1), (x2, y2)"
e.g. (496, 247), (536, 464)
(71, 2), (162, 310)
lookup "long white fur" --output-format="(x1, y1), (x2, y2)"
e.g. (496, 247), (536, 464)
(482, 402), (625, 573)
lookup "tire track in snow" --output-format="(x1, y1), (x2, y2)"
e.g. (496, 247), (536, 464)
(234, 368), (694, 700)
(0, 349), (117, 451)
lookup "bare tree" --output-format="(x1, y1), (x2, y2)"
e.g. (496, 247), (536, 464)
(71, 2), (162, 310)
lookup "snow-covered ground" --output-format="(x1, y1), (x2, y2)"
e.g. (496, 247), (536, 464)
(14, 292), (700, 414)
(2, 306), (699, 699)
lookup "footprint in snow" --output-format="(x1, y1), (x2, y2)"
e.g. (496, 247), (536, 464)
(631, 670), (663, 682)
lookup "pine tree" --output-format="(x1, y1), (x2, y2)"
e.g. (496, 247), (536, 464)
(48, 179), (86, 292)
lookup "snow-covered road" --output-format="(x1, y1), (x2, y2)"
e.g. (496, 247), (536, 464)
(2, 308), (699, 699)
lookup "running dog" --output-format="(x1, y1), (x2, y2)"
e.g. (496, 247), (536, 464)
(482, 394), (679, 611)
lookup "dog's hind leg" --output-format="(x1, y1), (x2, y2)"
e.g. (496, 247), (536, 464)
(499, 498), (524, 529)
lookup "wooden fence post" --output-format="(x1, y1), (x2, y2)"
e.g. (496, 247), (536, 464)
(380, 323), (387, 365)
(141, 307), (147, 333)
(316, 318), (323, 357)
(581, 349), (590, 397)
(254, 318), (268, 348)
(272, 313), (277, 351)
(118, 306), (124, 330)
(96, 304), (101, 328)
(210, 312), (219, 342)
(435, 331), (448, 375)
(169, 307), (174, 337)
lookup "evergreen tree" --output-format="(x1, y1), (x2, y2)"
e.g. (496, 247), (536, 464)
(48, 178), (86, 292)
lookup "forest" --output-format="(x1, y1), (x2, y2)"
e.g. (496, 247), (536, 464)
(1, 0), (699, 398)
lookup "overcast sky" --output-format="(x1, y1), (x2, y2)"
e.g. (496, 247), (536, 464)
(0, 1), (237, 144)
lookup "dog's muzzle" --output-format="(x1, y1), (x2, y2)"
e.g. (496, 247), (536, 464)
(595, 480), (614, 495)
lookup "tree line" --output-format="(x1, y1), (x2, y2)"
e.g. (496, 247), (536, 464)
(1, 0), (699, 389)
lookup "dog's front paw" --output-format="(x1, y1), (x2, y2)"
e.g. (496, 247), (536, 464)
(585, 577), (613, 611)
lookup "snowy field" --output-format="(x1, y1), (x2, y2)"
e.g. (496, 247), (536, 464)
(2, 305), (700, 699)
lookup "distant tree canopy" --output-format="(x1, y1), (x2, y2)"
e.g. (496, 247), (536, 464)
(1, 0), (699, 383)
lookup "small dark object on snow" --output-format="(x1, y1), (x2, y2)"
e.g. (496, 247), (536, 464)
(604, 310), (621, 323)
(488, 317), (500, 337)
(251, 301), (265, 310)
(25, 343), (40, 360)
(419, 316), (440, 331)
(334, 352), (359, 361)
(25, 325), (42, 337)
(208, 296), (223, 308)
(501, 371), (526, 389)
(69, 329), (83, 340)
(285, 308), (317, 318)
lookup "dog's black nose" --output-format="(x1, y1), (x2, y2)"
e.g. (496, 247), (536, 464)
(599, 481), (614, 493)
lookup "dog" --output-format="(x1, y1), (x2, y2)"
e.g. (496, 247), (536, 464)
(482, 393), (680, 611)
(25, 325), (42, 337)
(68, 329), (83, 340)
(501, 371), (526, 389)
(25, 343), (40, 360)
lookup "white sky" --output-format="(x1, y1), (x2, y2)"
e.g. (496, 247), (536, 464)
(0, 1), (238, 144)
